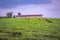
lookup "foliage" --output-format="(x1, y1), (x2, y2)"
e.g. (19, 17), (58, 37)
(0, 18), (60, 40)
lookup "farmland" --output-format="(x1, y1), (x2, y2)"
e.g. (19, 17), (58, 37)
(0, 18), (60, 40)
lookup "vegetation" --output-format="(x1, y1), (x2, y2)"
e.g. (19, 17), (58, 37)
(0, 16), (7, 18)
(0, 18), (60, 40)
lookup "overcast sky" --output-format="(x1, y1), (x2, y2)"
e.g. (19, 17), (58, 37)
(0, 0), (60, 18)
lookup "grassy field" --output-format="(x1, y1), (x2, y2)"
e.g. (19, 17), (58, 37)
(0, 18), (60, 40)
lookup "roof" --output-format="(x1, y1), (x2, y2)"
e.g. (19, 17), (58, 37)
(16, 14), (43, 17)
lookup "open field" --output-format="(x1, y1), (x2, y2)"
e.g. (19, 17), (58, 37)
(0, 18), (60, 40)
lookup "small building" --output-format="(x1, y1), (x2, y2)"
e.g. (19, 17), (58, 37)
(16, 13), (43, 18)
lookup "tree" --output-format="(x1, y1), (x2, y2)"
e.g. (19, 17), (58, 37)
(13, 15), (16, 18)
(7, 12), (13, 18)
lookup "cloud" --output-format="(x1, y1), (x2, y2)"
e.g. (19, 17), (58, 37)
(0, 4), (54, 17)
(0, 0), (52, 8)
(0, 0), (60, 18)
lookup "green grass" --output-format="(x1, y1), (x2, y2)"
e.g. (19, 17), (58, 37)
(0, 18), (60, 40)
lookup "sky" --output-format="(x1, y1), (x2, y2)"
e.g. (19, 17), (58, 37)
(0, 0), (60, 18)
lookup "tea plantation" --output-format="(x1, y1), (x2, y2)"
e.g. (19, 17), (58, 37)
(0, 18), (60, 40)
